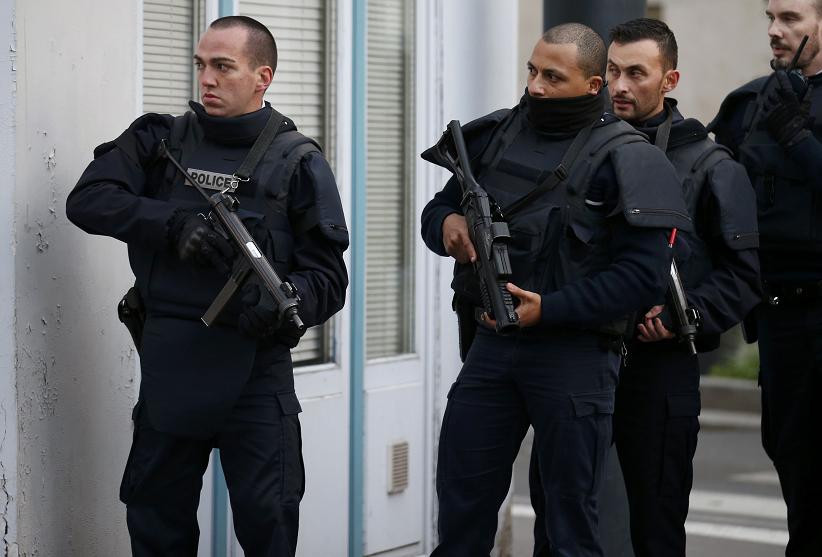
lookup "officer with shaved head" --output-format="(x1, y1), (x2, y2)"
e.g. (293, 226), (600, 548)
(421, 23), (690, 556)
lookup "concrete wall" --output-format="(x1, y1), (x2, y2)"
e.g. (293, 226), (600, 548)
(14, 0), (141, 554)
(656, 0), (773, 124)
(0, 0), (17, 553)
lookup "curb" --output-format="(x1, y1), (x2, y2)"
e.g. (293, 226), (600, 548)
(700, 375), (760, 415)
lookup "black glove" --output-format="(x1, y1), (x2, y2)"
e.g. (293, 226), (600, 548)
(238, 283), (306, 346)
(168, 211), (235, 275)
(762, 71), (813, 149)
(237, 283), (281, 338)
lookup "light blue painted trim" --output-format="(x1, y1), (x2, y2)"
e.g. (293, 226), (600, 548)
(218, 0), (234, 17)
(208, 5), (232, 557)
(349, 0), (367, 555)
(211, 451), (229, 556)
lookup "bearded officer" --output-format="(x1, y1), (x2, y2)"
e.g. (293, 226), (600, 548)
(710, 1), (822, 554)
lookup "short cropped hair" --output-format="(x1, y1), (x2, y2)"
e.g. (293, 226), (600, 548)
(541, 23), (607, 78)
(609, 18), (678, 70)
(210, 15), (278, 74)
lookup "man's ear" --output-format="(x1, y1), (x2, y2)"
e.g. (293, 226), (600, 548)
(256, 66), (273, 93)
(587, 75), (604, 95)
(661, 69), (680, 94)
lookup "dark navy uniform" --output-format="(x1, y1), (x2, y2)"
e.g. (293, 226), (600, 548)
(66, 102), (348, 556)
(711, 72), (822, 556)
(421, 94), (690, 557)
(528, 100), (761, 557)
(612, 100), (760, 557)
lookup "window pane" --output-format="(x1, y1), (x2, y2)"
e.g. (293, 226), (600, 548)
(365, 0), (415, 360)
(143, 0), (201, 114)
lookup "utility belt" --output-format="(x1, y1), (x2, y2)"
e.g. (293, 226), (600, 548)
(763, 280), (822, 306)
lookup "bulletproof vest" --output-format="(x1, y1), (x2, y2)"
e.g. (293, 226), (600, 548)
(130, 109), (320, 318)
(738, 78), (822, 255)
(457, 109), (646, 335)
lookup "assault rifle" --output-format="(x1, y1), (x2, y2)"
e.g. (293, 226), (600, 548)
(159, 140), (304, 332)
(433, 120), (520, 334)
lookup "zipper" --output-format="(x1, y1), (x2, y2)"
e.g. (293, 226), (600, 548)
(732, 232), (758, 241)
(328, 223), (348, 232)
(628, 207), (691, 221)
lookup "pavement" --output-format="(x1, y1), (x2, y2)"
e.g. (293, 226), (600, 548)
(510, 375), (788, 557)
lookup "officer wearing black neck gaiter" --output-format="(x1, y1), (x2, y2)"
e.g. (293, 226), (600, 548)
(526, 18), (761, 557)
(421, 23), (690, 557)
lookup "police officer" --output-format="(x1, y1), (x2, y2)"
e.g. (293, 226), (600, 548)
(421, 23), (691, 557)
(710, 1), (822, 554)
(529, 18), (762, 557)
(66, 16), (348, 556)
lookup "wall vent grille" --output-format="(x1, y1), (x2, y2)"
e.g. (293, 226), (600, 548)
(388, 441), (409, 494)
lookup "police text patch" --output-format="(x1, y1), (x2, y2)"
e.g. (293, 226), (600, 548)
(186, 168), (237, 192)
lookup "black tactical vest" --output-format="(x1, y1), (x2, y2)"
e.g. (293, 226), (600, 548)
(738, 78), (822, 255)
(453, 108), (651, 336)
(129, 109), (321, 319)
(667, 138), (734, 286)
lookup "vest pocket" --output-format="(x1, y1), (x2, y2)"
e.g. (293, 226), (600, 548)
(753, 173), (814, 243)
(551, 207), (607, 289)
(507, 224), (541, 291)
(744, 141), (815, 245)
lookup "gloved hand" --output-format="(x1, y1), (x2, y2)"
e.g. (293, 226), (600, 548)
(237, 283), (305, 346)
(168, 211), (235, 275)
(763, 71), (813, 149)
(238, 282), (283, 338)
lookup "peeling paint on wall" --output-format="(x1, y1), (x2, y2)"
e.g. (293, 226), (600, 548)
(0, 2), (18, 554)
(12, 2), (141, 555)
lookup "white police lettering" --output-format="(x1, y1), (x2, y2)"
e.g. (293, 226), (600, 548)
(186, 168), (238, 192)
(245, 242), (262, 259)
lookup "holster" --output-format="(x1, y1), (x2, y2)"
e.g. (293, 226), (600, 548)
(118, 286), (147, 350)
(453, 294), (478, 362)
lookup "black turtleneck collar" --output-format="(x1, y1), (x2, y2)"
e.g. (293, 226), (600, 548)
(189, 101), (295, 145)
(632, 98), (707, 151)
(524, 87), (606, 135)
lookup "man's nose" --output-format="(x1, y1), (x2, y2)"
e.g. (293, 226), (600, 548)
(610, 76), (628, 96)
(768, 20), (783, 40)
(200, 67), (216, 87)
(528, 79), (546, 97)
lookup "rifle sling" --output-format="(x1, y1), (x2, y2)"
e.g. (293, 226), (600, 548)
(654, 104), (674, 153)
(234, 108), (287, 181)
